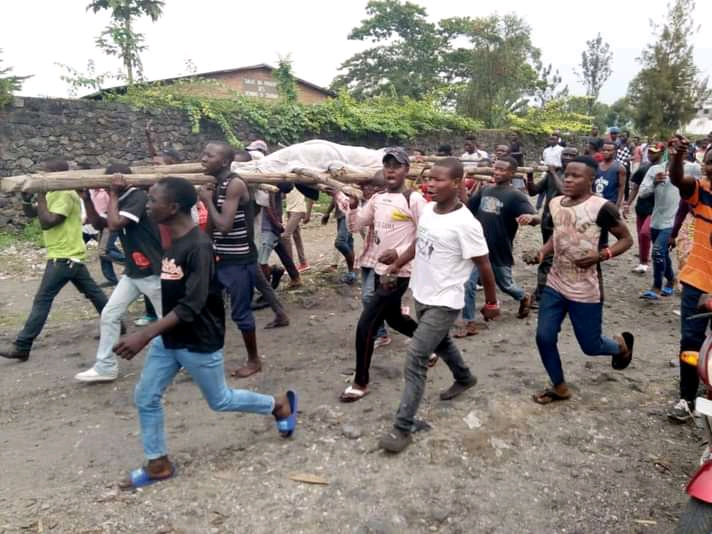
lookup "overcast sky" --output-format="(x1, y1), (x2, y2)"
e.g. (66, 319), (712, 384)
(3, 0), (711, 103)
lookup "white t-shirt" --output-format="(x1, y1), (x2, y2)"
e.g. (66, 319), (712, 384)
(461, 150), (489, 162)
(542, 145), (564, 167)
(410, 203), (489, 310)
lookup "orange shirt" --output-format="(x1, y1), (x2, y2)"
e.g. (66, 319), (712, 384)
(680, 178), (712, 293)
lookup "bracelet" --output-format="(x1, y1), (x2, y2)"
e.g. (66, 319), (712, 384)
(484, 301), (499, 309)
(600, 247), (613, 262)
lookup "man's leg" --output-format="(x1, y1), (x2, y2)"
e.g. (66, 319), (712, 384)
(217, 262), (261, 377)
(650, 228), (665, 290)
(80, 276), (140, 379)
(568, 299), (622, 357)
(492, 264), (530, 317)
(361, 267), (387, 339)
(254, 267), (289, 327)
(133, 337), (181, 461)
(69, 262), (109, 314)
(636, 215), (652, 268)
(280, 211), (304, 264)
(382, 303), (463, 452)
(335, 217), (355, 283)
(679, 284), (709, 404)
(292, 215), (307, 265)
(534, 287), (569, 387)
(273, 238), (301, 283)
(177, 347), (275, 415)
(10, 260), (73, 355)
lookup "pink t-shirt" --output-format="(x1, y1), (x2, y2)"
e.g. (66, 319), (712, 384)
(546, 195), (610, 303)
(89, 189), (110, 216)
(343, 191), (425, 277)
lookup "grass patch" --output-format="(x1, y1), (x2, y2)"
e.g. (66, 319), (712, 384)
(0, 220), (43, 250)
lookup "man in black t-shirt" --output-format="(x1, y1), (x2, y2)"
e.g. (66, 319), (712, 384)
(76, 164), (163, 383)
(467, 158), (540, 319)
(112, 177), (298, 490)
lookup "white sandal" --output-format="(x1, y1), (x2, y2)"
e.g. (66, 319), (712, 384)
(340, 385), (368, 403)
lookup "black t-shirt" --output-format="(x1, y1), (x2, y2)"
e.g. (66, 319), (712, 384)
(467, 185), (536, 266)
(631, 164), (654, 217)
(160, 226), (225, 353)
(115, 188), (162, 278)
(531, 171), (563, 233)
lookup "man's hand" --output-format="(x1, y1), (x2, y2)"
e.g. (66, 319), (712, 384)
(668, 135), (689, 158)
(303, 214), (310, 224)
(110, 174), (127, 194)
(516, 214), (535, 226)
(198, 183), (216, 204)
(384, 263), (399, 275)
(275, 223), (285, 235)
(480, 303), (501, 321)
(321, 213), (330, 225)
(573, 250), (600, 268)
(698, 294), (712, 312)
(668, 235), (677, 250)
(654, 171), (667, 184)
(113, 332), (151, 360)
(378, 249), (399, 265)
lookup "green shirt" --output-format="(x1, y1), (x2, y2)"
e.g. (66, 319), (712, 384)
(43, 191), (87, 261)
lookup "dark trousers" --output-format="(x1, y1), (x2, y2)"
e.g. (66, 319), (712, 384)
(680, 283), (712, 403)
(216, 262), (256, 332)
(254, 265), (286, 316)
(273, 239), (300, 280)
(83, 232), (118, 285)
(535, 226), (554, 300)
(15, 259), (107, 351)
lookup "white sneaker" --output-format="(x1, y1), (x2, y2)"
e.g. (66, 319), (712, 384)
(75, 367), (118, 383)
(632, 264), (649, 274)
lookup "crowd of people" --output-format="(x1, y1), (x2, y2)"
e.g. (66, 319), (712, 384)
(1, 125), (711, 486)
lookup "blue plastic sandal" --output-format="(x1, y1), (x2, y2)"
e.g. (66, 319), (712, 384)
(123, 465), (175, 490)
(661, 286), (674, 297)
(275, 390), (298, 438)
(640, 290), (660, 300)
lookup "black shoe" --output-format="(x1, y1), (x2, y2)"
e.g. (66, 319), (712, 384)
(439, 375), (478, 400)
(378, 428), (413, 453)
(0, 344), (30, 362)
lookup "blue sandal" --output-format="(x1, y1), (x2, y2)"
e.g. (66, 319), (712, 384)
(275, 390), (298, 438)
(640, 290), (660, 300)
(121, 465), (175, 490)
(661, 286), (674, 297)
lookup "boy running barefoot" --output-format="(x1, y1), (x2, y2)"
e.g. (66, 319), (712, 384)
(524, 156), (634, 405)
(378, 158), (500, 453)
(113, 177), (296, 489)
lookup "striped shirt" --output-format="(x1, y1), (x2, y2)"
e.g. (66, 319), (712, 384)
(680, 178), (712, 293)
(211, 171), (257, 264)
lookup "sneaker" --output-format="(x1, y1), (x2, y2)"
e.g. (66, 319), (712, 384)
(378, 428), (413, 453)
(374, 336), (392, 349)
(75, 367), (118, 383)
(632, 264), (649, 274)
(340, 271), (357, 285)
(134, 315), (157, 327)
(517, 294), (532, 319)
(668, 399), (694, 424)
(297, 262), (311, 273)
(0, 344), (30, 362)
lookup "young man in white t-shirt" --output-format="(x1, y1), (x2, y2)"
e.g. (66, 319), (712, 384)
(378, 158), (501, 453)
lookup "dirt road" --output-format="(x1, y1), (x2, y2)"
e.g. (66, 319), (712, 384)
(0, 221), (701, 533)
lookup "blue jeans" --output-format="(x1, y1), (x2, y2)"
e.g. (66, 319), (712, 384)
(463, 264), (525, 321)
(134, 336), (275, 460)
(680, 283), (711, 403)
(335, 217), (353, 258)
(650, 227), (674, 290)
(361, 267), (387, 338)
(535, 287), (620, 386)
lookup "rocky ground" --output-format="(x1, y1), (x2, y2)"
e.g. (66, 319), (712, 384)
(0, 219), (705, 534)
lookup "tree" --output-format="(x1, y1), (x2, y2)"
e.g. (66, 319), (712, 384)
(330, 0), (448, 99)
(87, 0), (165, 85)
(57, 59), (121, 97)
(454, 14), (544, 127)
(628, 0), (709, 137)
(0, 50), (28, 107)
(532, 63), (569, 106)
(576, 33), (613, 110)
(274, 56), (298, 103)
(627, 0), (709, 136)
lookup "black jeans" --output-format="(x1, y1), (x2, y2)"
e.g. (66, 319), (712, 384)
(354, 275), (418, 386)
(680, 283), (711, 403)
(15, 259), (108, 351)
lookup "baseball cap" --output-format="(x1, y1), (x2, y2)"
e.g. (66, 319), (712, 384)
(246, 140), (268, 153)
(382, 147), (410, 165)
(648, 142), (666, 153)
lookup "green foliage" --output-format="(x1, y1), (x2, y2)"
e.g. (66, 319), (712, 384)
(86, 0), (165, 84)
(0, 50), (28, 108)
(0, 220), (43, 250)
(507, 98), (592, 136)
(111, 80), (483, 147)
(627, 0), (709, 137)
(576, 33), (613, 108)
(274, 57), (298, 103)
(56, 59), (122, 97)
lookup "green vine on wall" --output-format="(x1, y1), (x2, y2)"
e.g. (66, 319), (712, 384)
(109, 78), (484, 147)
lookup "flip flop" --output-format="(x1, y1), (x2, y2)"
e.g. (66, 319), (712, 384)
(264, 318), (290, 329)
(339, 385), (368, 403)
(612, 332), (634, 370)
(532, 388), (571, 405)
(661, 286), (674, 297)
(275, 390), (298, 438)
(640, 290), (660, 300)
(120, 465), (175, 490)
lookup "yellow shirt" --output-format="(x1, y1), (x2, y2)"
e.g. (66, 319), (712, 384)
(43, 191), (87, 261)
